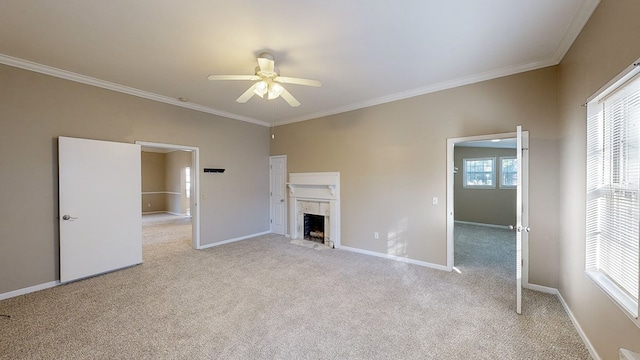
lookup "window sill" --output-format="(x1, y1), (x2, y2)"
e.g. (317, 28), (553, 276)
(586, 270), (639, 328)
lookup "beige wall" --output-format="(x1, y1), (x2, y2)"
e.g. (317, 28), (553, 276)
(166, 150), (192, 215)
(141, 151), (168, 213)
(454, 147), (516, 226)
(557, 0), (640, 358)
(271, 66), (560, 287)
(0, 64), (270, 294)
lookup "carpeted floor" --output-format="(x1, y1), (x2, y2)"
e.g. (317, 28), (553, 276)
(0, 224), (590, 359)
(454, 222), (516, 280)
(142, 213), (192, 246)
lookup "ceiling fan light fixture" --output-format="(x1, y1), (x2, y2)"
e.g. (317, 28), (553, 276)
(254, 80), (268, 97)
(208, 52), (320, 107)
(268, 82), (284, 100)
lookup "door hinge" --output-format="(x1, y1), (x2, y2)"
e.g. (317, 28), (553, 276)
(270, 219), (273, 223)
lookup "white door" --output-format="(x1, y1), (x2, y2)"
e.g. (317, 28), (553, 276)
(270, 156), (286, 235)
(514, 125), (530, 314)
(59, 137), (142, 283)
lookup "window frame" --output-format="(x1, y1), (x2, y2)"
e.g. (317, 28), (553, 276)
(462, 157), (496, 189)
(499, 156), (517, 189)
(585, 59), (640, 326)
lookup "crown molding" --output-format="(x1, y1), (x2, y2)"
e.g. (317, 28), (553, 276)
(276, 57), (558, 126)
(551, 0), (600, 64)
(276, 0), (601, 127)
(2, 0), (599, 129)
(0, 54), (270, 127)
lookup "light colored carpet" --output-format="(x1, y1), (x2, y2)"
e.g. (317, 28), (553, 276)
(0, 227), (590, 359)
(289, 239), (331, 250)
(454, 222), (516, 280)
(142, 214), (192, 246)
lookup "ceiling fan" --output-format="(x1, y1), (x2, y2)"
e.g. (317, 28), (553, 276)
(207, 52), (321, 107)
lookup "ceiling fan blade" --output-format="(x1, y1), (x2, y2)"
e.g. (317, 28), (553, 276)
(207, 74), (259, 81)
(279, 87), (300, 107)
(275, 76), (321, 87)
(236, 83), (257, 103)
(257, 54), (275, 74)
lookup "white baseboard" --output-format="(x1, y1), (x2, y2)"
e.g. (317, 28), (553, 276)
(454, 220), (510, 229)
(167, 211), (186, 216)
(524, 283), (557, 294)
(620, 349), (640, 360)
(557, 291), (601, 360)
(0, 281), (60, 301)
(337, 245), (449, 271)
(197, 230), (271, 250)
(142, 211), (187, 216)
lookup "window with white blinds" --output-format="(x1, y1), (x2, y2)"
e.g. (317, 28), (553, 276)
(586, 62), (640, 320)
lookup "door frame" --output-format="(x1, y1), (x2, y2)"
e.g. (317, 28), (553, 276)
(136, 141), (201, 249)
(269, 155), (287, 235)
(446, 131), (530, 288)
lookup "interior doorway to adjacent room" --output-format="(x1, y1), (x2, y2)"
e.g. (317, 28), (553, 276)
(447, 128), (530, 314)
(137, 141), (200, 249)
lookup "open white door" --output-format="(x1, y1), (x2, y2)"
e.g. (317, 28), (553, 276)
(270, 156), (286, 235)
(59, 137), (142, 283)
(514, 126), (530, 314)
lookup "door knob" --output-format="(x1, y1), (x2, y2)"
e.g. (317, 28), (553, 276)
(62, 215), (78, 221)
(280, 199), (285, 203)
(508, 225), (530, 232)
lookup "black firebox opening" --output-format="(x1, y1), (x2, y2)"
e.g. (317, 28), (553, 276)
(304, 213), (325, 243)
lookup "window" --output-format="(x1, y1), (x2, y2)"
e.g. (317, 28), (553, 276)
(500, 157), (517, 188)
(586, 61), (640, 321)
(185, 167), (191, 199)
(185, 167), (191, 216)
(463, 157), (495, 188)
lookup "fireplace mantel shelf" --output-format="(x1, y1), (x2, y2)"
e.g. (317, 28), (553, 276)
(287, 183), (336, 196)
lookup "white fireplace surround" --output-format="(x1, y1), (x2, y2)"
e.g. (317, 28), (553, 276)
(287, 172), (340, 248)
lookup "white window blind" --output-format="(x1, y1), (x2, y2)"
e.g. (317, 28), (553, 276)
(586, 65), (640, 319)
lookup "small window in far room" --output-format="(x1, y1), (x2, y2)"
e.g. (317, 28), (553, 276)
(185, 167), (191, 199)
(500, 157), (517, 188)
(463, 157), (495, 188)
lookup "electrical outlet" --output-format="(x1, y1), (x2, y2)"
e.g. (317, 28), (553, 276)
(374, 232), (379, 240)
(432, 197), (438, 205)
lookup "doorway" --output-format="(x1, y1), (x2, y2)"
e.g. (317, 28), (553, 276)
(136, 141), (200, 249)
(446, 131), (530, 287)
(453, 138), (517, 279)
(269, 155), (287, 235)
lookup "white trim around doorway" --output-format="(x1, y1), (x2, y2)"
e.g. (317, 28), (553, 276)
(446, 131), (530, 288)
(136, 141), (201, 249)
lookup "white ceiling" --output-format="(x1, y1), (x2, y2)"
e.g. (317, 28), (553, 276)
(456, 138), (517, 149)
(0, 0), (599, 126)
